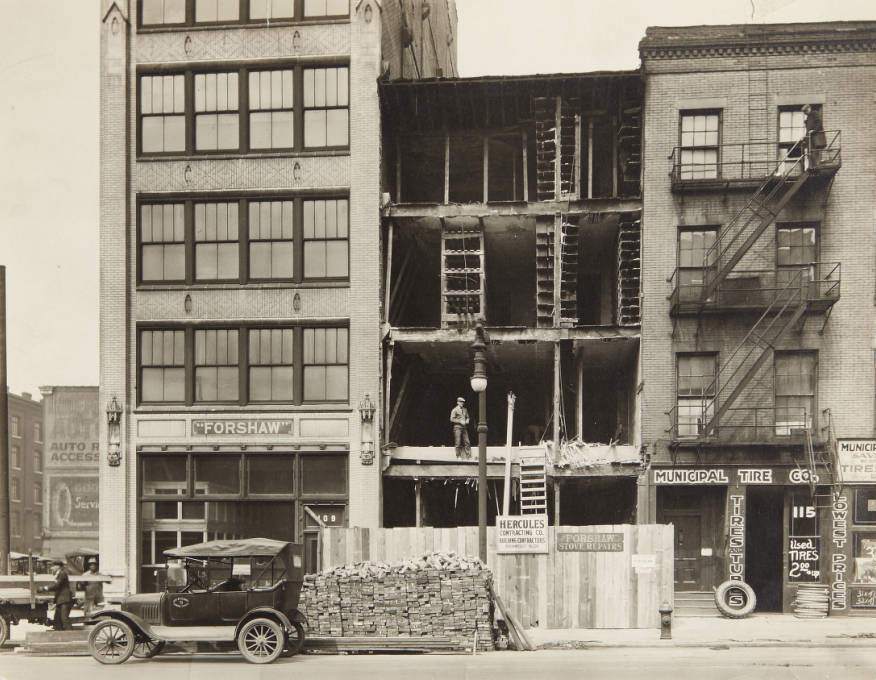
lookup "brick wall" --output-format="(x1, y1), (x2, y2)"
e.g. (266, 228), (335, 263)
(640, 44), (876, 473)
(381, 0), (458, 80)
(7, 393), (43, 555)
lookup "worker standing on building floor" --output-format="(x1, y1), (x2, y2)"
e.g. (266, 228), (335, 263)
(802, 104), (826, 168)
(450, 397), (471, 458)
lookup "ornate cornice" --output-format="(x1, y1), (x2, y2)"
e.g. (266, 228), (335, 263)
(641, 37), (876, 60)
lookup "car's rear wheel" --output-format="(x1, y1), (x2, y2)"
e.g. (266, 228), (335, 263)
(133, 638), (165, 659)
(283, 621), (306, 657)
(88, 619), (135, 665)
(238, 617), (284, 664)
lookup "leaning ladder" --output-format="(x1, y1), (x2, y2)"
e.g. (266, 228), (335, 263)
(519, 448), (548, 515)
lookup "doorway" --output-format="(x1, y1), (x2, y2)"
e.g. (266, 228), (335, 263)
(745, 487), (784, 612)
(666, 513), (702, 590)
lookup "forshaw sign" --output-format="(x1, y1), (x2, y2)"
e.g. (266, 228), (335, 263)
(192, 419), (294, 436)
(496, 515), (549, 554)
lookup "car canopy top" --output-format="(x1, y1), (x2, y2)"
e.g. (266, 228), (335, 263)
(164, 538), (292, 559)
(65, 548), (99, 559)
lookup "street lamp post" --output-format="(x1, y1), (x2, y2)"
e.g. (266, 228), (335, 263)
(470, 322), (488, 564)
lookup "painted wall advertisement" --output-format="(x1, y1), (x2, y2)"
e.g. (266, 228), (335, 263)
(42, 387), (99, 544)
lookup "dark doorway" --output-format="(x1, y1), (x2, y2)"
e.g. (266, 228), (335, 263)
(666, 513), (702, 590)
(745, 487), (784, 612)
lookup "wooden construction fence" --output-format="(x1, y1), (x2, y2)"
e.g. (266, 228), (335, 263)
(321, 524), (673, 629)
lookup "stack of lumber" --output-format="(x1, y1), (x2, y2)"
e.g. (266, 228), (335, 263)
(300, 552), (495, 651)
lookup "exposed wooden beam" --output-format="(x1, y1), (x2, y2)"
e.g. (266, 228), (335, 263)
(388, 363), (413, 438)
(387, 325), (641, 344)
(386, 197), (642, 219)
(384, 219), (395, 323)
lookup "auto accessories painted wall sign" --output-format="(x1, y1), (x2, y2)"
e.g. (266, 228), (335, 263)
(192, 419), (294, 436)
(49, 475), (99, 531)
(557, 532), (624, 552)
(837, 440), (876, 483)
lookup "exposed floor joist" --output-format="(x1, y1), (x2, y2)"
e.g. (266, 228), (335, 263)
(384, 198), (642, 219)
(387, 326), (641, 343)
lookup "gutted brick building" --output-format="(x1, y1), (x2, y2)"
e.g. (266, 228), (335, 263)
(639, 22), (876, 615)
(98, 0), (456, 596)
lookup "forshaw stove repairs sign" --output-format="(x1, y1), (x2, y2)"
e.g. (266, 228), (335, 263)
(496, 515), (549, 554)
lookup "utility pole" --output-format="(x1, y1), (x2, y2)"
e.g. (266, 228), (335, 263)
(0, 266), (9, 574)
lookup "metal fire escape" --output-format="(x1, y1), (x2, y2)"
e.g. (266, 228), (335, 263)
(671, 134), (841, 447)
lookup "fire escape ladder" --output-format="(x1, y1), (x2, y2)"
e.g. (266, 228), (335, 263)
(534, 97), (558, 202)
(558, 220), (579, 326)
(519, 449), (548, 515)
(812, 408), (842, 508)
(536, 218), (555, 327)
(701, 273), (808, 436)
(702, 164), (810, 303)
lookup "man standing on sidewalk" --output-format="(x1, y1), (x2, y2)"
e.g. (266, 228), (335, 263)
(450, 397), (471, 458)
(41, 559), (73, 631)
(82, 558), (104, 617)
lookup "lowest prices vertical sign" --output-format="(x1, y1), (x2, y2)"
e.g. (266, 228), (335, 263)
(496, 515), (549, 554)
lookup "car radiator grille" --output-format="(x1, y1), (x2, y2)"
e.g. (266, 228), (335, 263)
(139, 602), (161, 625)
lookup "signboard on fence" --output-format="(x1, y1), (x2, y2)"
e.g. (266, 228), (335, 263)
(557, 532), (624, 552)
(495, 515), (549, 554)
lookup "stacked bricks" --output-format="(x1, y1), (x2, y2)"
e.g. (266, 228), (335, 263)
(300, 552), (495, 651)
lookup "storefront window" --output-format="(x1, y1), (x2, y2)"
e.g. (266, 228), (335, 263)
(854, 533), (876, 584)
(855, 488), (876, 524)
(248, 454), (294, 495)
(143, 456), (187, 495)
(301, 454), (347, 495)
(195, 456), (241, 495)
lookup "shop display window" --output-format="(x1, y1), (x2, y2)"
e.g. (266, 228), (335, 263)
(853, 533), (876, 584)
(195, 456), (241, 495)
(855, 487), (876, 524)
(301, 454), (347, 495)
(142, 455), (187, 496)
(248, 454), (295, 495)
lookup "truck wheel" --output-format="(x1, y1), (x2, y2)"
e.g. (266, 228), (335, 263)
(133, 638), (165, 658)
(238, 617), (285, 664)
(0, 616), (9, 647)
(715, 580), (757, 618)
(283, 621), (306, 657)
(88, 619), (135, 665)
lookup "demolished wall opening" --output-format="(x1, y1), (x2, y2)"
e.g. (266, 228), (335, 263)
(388, 341), (554, 447)
(576, 217), (620, 326)
(558, 477), (637, 525)
(397, 134), (445, 203)
(484, 221), (537, 327)
(387, 222), (442, 327)
(576, 338), (638, 444)
(383, 477), (417, 527)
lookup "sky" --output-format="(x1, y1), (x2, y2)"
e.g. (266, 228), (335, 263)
(1, 0), (875, 396)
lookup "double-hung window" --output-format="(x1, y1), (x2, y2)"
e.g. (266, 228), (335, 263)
(303, 67), (349, 148)
(303, 327), (348, 401)
(775, 351), (816, 435)
(195, 72), (240, 151)
(140, 330), (186, 403)
(249, 70), (295, 150)
(303, 199), (349, 279)
(679, 111), (720, 180)
(776, 224), (817, 292)
(141, 75), (186, 153)
(10, 445), (21, 469)
(676, 354), (717, 437)
(304, 0), (349, 16)
(677, 228), (717, 302)
(195, 329), (240, 403)
(249, 200), (295, 280)
(195, 202), (240, 281)
(248, 329), (295, 402)
(141, 0), (186, 26)
(141, 203), (186, 283)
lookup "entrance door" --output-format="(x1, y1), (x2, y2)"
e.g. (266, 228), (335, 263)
(667, 514), (702, 590)
(746, 487), (784, 611)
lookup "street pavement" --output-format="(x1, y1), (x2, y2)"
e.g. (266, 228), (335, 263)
(1, 647), (875, 680)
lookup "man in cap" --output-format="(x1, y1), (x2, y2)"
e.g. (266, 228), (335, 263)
(450, 396), (471, 458)
(41, 559), (73, 630)
(82, 558), (103, 617)
(802, 104), (826, 168)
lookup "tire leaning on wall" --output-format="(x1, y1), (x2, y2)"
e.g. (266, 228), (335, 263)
(715, 580), (757, 618)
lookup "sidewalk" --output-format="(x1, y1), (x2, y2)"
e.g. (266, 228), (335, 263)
(526, 614), (876, 649)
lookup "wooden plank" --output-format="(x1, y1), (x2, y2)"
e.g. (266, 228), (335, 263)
(521, 129), (529, 203)
(372, 524), (385, 563)
(443, 133), (450, 204)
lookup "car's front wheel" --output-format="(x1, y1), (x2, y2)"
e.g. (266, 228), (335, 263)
(133, 638), (166, 659)
(88, 619), (135, 665)
(238, 617), (285, 664)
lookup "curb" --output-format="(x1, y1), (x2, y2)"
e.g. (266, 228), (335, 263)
(537, 639), (876, 650)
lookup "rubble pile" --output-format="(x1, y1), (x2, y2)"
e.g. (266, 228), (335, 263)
(300, 551), (495, 650)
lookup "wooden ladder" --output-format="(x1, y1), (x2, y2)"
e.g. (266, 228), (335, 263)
(519, 451), (548, 515)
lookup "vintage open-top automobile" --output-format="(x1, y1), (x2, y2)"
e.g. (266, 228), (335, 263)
(87, 538), (307, 664)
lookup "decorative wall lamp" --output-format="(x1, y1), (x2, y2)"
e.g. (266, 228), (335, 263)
(359, 394), (376, 465)
(106, 396), (123, 467)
